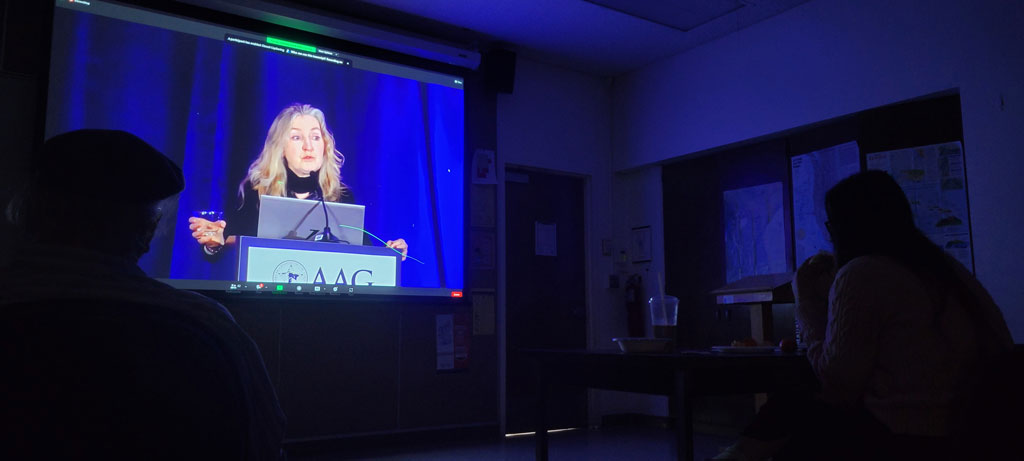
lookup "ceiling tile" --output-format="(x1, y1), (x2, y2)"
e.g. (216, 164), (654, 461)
(583, 0), (746, 32)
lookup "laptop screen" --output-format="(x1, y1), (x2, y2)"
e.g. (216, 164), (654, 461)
(256, 195), (365, 245)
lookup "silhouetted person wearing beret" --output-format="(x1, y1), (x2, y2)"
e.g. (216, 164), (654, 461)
(0, 130), (285, 460)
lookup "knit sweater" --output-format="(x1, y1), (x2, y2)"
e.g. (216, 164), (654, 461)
(798, 254), (1013, 436)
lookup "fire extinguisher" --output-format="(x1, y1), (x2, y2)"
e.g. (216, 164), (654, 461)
(625, 274), (645, 337)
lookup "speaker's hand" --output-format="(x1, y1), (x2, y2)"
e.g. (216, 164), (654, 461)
(385, 238), (408, 261)
(188, 217), (226, 250)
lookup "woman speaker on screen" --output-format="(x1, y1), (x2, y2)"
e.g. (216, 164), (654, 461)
(187, 103), (408, 259)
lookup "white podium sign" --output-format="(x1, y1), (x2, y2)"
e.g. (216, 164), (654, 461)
(238, 237), (400, 287)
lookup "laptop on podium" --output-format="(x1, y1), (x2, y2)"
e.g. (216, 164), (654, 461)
(256, 195), (365, 245)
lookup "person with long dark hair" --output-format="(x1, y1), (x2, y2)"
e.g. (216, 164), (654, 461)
(715, 170), (1013, 460)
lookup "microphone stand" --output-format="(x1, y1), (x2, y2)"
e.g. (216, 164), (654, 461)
(312, 182), (340, 243)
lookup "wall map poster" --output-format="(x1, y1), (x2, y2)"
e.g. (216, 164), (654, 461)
(866, 141), (973, 272)
(723, 182), (787, 283)
(791, 141), (861, 266)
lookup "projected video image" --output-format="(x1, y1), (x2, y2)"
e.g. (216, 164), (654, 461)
(47, 3), (465, 293)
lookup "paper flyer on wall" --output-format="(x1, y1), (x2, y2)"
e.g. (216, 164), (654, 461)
(866, 141), (973, 272)
(436, 314), (454, 370)
(471, 149), (497, 184)
(535, 222), (557, 256)
(791, 141), (861, 266)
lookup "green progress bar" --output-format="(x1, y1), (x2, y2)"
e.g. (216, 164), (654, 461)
(267, 37), (316, 53)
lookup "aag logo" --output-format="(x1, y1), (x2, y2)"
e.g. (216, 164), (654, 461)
(272, 260), (308, 283)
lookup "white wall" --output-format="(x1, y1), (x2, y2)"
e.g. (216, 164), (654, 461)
(602, 165), (670, 417)
(612, 0), (1024, 341)
(612, 166), (667, 336)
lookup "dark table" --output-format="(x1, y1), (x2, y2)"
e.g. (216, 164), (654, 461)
(522, 348), (817, 461)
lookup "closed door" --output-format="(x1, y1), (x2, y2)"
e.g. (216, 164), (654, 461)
(505, 167), (587, 433)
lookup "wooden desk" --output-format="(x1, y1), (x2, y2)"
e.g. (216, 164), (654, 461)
(522, 349), (816, 461)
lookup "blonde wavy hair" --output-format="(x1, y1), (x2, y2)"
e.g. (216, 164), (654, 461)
(240, 103), (346, 205)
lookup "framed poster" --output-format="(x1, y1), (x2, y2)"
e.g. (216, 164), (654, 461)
(631, 226), (652, 263)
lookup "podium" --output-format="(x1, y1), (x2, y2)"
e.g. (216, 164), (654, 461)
(710, 273), (794, 344)
(237, 236), (401, 287)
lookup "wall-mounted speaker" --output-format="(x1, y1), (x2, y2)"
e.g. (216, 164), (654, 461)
(483, 48), (516, 94)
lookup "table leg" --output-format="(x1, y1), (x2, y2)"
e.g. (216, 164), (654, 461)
(535, 367), (548, 461)
(674, 371), (694, 461)
(750, 302), (774, 344)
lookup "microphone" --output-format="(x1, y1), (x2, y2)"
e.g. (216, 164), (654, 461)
(312, 181), (341, 243)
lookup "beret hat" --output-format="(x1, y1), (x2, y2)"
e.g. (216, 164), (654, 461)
(37, 129), (184, 203)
